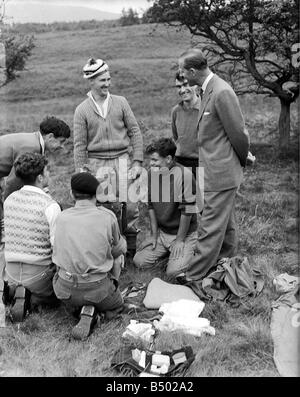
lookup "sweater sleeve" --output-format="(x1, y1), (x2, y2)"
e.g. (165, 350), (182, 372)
(111, 216), (127, 258)
(45, 202), (61, 247)
(122, 97), (143, 162)
(73, 105), (88, 170)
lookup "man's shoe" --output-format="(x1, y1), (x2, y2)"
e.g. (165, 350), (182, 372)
(0, 279), (7, 327)
(10, 285), (29, 323)
(0, 279), (8, 305)
(71, 305), (97, 341)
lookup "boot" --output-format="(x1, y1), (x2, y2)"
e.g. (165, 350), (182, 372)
(0, 279), (6, 327)
(10, 285), (30, 323)
(71, 305), (97, 340)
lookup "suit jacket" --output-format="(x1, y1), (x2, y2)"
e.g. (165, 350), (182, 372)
(0, 132), (42, 199)
(197, 74), (249, 192)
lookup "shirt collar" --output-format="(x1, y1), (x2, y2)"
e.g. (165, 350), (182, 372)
(21, 185), (48, 196)
(75, 199), (96, 208)
(87, 91), (110, 118)
(37, 131), (45, 155)
(202, 72), (214, 93)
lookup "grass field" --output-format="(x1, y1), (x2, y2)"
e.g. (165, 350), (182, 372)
(0, 22), (299, 377)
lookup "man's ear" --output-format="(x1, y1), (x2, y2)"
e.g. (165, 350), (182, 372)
(167, 155), (173, 164)
(70, 189), (75, 201)
(44, 132), (55, 141)
(37, 173), (43, 183)
(43, 133), (54, 147)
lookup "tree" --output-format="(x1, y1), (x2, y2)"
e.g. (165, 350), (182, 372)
(119, 7), (140, 26)
(148, 0), (300, 152)
(0, 0), (35, 85)
(4, 34), (35, 82)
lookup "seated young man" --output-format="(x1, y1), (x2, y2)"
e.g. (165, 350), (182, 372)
(133, 138), (199, 277)
(2, 153), (61, 322)
(52, 172), (126, 340)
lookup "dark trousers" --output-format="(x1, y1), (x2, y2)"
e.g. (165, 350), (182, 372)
(186, 188), (238, 282)
(53, 273), (123, 314)
(6, 264), (58, 306)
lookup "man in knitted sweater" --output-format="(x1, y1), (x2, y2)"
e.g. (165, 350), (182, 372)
(73, 58), (144, 250)
(0, 116), (70, 243)
(171, 71), (200, 178)
(52, 172), (127, 340)
(2, 153), (61, 322)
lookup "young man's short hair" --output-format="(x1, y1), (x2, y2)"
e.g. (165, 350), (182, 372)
(14, 153), (48, 185)
(146, 138), (177, 159)
(39, 116), (71, 138)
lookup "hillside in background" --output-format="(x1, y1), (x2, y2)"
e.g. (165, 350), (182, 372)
(5, 2), (119, 23)
(0, 22), (298, 145)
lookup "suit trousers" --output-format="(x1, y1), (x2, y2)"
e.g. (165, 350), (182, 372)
(186, 187), (238, 281)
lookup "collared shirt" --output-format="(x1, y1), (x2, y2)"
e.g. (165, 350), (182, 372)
(37, 131), (45, 154)
(171, 96), (201, 159)
(202, 72), (214, 94)
(20, 185), (61, 246)
(87, 91), (110, 119)
(52, 200), (126, 276)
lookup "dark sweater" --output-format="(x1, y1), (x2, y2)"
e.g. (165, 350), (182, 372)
(148, 163), (198, 235)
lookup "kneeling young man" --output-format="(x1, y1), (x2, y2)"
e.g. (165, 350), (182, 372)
(52, 172), (126, 340)
(133, 138), (199, 276)
(3, 153), (61, 322)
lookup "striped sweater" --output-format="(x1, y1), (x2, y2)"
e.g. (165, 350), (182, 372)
(4, 189), (56, 266)
(73, 94), (143, 170)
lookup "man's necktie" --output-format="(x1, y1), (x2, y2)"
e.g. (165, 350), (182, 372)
(199, 88), (204, 100)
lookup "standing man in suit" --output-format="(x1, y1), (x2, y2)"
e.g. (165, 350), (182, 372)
(178, 48), (250, 290)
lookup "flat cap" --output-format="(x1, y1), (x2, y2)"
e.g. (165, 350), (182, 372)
(71, 172), (99, 195)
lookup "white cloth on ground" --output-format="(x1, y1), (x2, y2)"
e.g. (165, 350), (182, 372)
(273, 273), (300, 294)
(122, 320), (155, 343)
(153, 299), (215, 337)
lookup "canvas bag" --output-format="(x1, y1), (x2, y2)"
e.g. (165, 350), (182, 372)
(201, 256), (264, 303)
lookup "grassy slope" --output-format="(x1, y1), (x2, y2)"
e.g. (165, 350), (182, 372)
(0, 23), (299, 377)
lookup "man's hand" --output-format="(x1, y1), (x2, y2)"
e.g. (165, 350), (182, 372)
(149, 235), (157, 250)
(138, 235), (157, 251)
(246, 151), (256, 166)
(128, 161), (143, 180)
(170, 238), (185, 259)
(77, 165), (92, 173)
